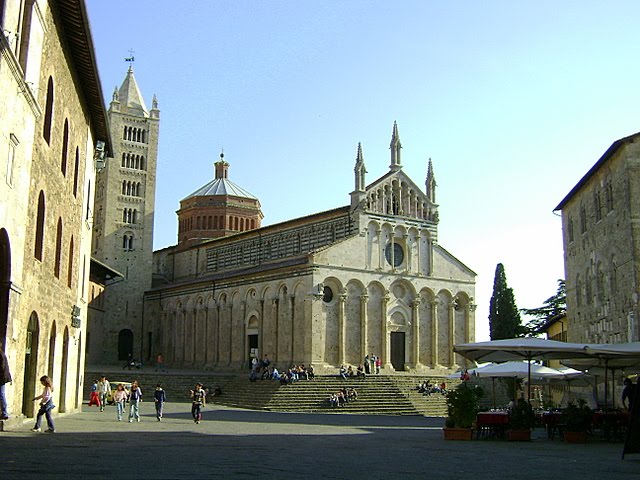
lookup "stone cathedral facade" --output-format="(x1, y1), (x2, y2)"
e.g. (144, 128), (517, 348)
(145, 123), (476, 374)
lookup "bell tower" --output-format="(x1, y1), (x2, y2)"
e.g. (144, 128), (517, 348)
(91, 66), (159, 364)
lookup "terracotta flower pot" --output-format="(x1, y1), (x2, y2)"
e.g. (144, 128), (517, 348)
(564, 431), (587, 443)
(507, 429), (531, 442)
(443, 427), (473, 441)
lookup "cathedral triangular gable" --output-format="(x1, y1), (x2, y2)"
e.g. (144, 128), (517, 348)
(361, 168), (438, 223)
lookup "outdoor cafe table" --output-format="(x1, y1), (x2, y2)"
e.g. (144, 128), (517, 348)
(476, 411), (509, 439)
(592, 410), (629, 441)
(539, 411), (563, 439)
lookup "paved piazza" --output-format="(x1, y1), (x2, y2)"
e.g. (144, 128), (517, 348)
(0, 403), (638, 479)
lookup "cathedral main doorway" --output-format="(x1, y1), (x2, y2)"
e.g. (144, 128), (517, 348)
(390, 332), (405, 371)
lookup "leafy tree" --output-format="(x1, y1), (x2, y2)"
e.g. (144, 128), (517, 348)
(489, 263), (524, 339)
(521, 279), (566, 335)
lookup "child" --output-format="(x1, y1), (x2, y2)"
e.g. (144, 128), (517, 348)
(128, 381), (142, 423)
(88, 379), (100, 407)
(154, 383), (166, 421)
(31, 375), (55, 433)
(113, 383), (128, 421)
(190, 382), (206, 424)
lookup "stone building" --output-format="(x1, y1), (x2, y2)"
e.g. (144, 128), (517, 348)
(0, 0), (111, 418)
(555, 132), (640, 344)
(145, 123), (476, 374)
(89, 67), (159, 364)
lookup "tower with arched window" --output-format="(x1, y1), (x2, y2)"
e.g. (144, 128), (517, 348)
(90, 66), (159, 363)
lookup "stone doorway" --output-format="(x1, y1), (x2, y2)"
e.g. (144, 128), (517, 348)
(22, 312), (40, 417)
(390, 331), (405, 371)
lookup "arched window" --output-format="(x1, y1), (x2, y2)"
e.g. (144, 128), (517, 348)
(67, 236), (74, 288)
(137, 182), (141, 196)
(61, 119), (69, 176)
(140, 156), (145, 170)
(122, 181), (126, 195)
(123, 126), (127, 140)
(54, 218), (62, 278)
(73, 147), (79, 197)
(35, 191), (45, 260)
(123, 209), (127, 223)
(132, 210), (137, 224)
(43, 77), (54, 144)
(121, 153), (126, 167)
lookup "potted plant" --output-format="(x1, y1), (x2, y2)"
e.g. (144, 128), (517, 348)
(562, 399), (592, 443)
(443, 383), (483, 440)
(507, 398), (536, 441)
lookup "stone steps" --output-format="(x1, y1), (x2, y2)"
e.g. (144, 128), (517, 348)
(85, 369), (458, 417)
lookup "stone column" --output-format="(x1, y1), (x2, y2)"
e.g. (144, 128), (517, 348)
(289, 294), (295, 363)
(272, 298), (279, 363)
(228, 302), (234, 366)
(430, 299), (438, 367)
(448, 302), (455, 367)
(382, 293), (391, 369)
(376, 229), (382, 269)
(259, 299), (265, 359)
(204, 307), (211, 368)
(359, 295), (368, 360)
(411, 298), (421, 368)
(338, 293), (347, 366)
(215, 303), (221, 365)
(403, 233), (410, 272)
(240, 301), (247, 367)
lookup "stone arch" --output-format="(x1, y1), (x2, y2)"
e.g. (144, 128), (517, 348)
(321, 277), (344, 366)
(47, 320), (57, 380)
(437, 289), (455, 366)
(22, 312), (40, 417)
(0, 228), (10, 346)
(59, 327), (70, 413)
(345, 280), (365, 366)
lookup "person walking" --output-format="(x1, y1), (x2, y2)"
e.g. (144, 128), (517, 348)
(0, 349), (12, 420)
(31, 375), (55, 433)
(96, 376), (111, 412)
(128, 381), (142, 422)
(190, 382), (206, 424)
(154, 383), (166, 421)
(113, 383), (128, 421)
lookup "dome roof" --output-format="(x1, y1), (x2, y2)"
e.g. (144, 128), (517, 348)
(182, 177), (257, 201)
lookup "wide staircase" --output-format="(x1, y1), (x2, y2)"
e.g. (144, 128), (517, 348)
(85, 369), (458, 417)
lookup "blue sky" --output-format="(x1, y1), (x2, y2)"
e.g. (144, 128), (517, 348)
(86, 1), (640, 340)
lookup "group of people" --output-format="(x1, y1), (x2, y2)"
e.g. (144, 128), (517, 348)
(328, 387), (358, 407)
(249, 355), (315, 384)
(363, 354), (381, 375)
(415, 379), (447, 396)
(339, 365), (367, 380)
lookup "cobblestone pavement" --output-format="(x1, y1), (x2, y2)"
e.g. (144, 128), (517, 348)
(1, 402), (639, 479)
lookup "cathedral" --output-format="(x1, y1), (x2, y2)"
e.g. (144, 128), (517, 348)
(143, 123), (476, 374)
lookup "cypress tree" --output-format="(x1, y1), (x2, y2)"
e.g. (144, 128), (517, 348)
(489, 263), (523, 339)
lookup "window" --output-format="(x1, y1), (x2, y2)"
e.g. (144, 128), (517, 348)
(594, 191), (602, 222)
(73, 147), (79, 197)
(6, 134), (18, 187)
(43, 76), (54, 144)
(61, 119), (69, 176)
(568, 217), (574, 243)
(385, 242), (404, 267)
(85, 180), (91, 221)
(34, 191), (45, 260)
(67, 237), (74, 287)
(606, 181), (614, 211)
(54, 218), (62, 278)
(122, 233), (134, 251)
(323, 286), (333, 303)
(580, 206), (587, 233)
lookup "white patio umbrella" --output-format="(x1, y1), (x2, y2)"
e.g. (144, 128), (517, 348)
(454, 337), (591, 402)
(563, 342), (640, 408)
(472, 361), (567, 407)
